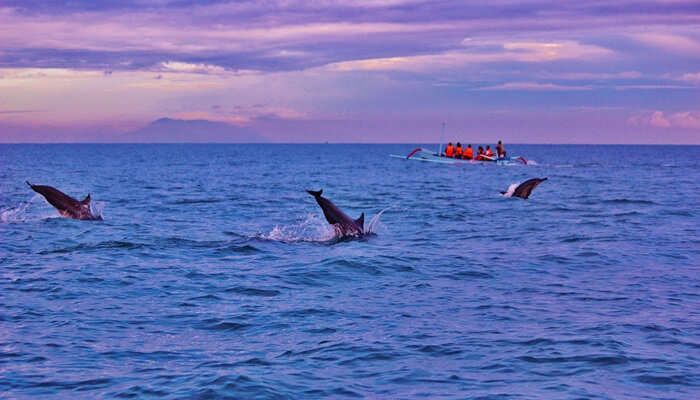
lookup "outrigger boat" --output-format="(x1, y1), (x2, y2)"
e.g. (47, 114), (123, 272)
(389, 148), (527, 165)
(389, 123), (528, 165)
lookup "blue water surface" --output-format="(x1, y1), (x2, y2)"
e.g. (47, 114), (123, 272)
(1, 144), (699, 399)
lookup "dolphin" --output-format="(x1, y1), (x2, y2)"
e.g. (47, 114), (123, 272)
(26, 181), (102, 220)
(502, 178), (548, 199)
(307, 189), (364, 237)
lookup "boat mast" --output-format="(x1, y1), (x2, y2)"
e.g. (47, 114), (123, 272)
(438, 122), (445, 156)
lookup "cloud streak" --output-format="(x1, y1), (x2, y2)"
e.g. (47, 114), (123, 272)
(475, 82), (591, 91)
(629, 110), (700, 130)
(327, 41), (613, 72)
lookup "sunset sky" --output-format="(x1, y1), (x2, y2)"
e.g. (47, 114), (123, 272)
(1, 0), (699, 143)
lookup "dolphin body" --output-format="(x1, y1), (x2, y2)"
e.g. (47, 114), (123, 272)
(502, 178), (548, 199)
(26, 181), (102, 220)
(307, 189), (364, 237)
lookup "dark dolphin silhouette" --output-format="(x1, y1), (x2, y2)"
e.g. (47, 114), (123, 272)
(26, 181), (102, 220)
(307, 189), (364, 237)
(502, 178), (548, 199)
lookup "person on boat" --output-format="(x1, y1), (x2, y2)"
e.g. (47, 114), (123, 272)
(463, 144), (473, 160)
(445, 142), (454, 158)
(455, 142), (463, 158)
(476, 146), (484, 161)
(496, 140), (507, 158)
(485, 145), (494, 158)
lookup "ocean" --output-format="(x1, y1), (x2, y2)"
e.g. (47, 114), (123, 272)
(1, 144), (699, 399)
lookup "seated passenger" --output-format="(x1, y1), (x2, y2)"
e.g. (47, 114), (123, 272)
(476, 146), (484, 161)
(463, 144), (473, 160)
(455, 142), (463, 158)
(485, 145), (494, 158)
(445, 142), (454, 157)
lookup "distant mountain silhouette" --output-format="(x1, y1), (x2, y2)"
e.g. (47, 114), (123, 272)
(123, 118), (266, 142)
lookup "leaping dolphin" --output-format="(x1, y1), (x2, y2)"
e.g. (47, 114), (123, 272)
(26, 181), (102, 220)
(307, 189), (364, 237)
(502, 178), (548, 199)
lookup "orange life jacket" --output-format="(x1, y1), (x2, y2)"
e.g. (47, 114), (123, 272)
(464, 148), (473, 159)
(455, 146), (463, 156)
(486, 149), (494, 157)
(445, 145), (454, 157)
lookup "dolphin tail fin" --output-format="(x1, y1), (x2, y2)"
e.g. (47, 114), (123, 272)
(355, 213), (364, 229)
(541, 177), (548, 181)
(306, 189), (323, 197)
(81, 194), (91, 205)
(26, 181), (33, 187)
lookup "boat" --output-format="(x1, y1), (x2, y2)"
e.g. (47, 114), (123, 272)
(389, 148), (528, 165)
(389, 148), (456, 164)
(389, 123), (528, 165)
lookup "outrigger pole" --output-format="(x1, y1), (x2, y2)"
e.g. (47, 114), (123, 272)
(438, 122), (445, 156)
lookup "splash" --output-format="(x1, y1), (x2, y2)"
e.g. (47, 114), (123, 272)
(259, 213), (336, 243)
(366, 206), (392, 234)
(91, 201), (106, 220)
(1, 194), (105, 222)
(259, 207), (390, 242)
(502, 183), (519, 197)
(1, 194), (43, 222)
(1, 201), (33, 222)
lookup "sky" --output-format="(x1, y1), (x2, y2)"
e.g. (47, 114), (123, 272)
(0, 0), (699, 143)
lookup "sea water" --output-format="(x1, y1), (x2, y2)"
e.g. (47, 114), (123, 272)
(1, 144), (699, 399)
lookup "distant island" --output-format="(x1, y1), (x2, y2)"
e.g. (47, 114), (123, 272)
(122, 118), (266, 143)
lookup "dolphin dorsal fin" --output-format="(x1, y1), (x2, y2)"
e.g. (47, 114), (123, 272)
(355, 212), (364, 229)
(306, 189), (323, 197)
(81, 194), (91, 205)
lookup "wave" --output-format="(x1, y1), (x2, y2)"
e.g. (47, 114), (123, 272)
(224, 286), (280, 297)
(171, 198), (222, 204)
(602, 199), (656, 205)
(37, 240), (147, 254)
(518, 354), (629, 365)
(636, 374), (690, 385)
(661, 209), (694, 217)
(442, 270), (494, 280)
(198, 318), (250, 331)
